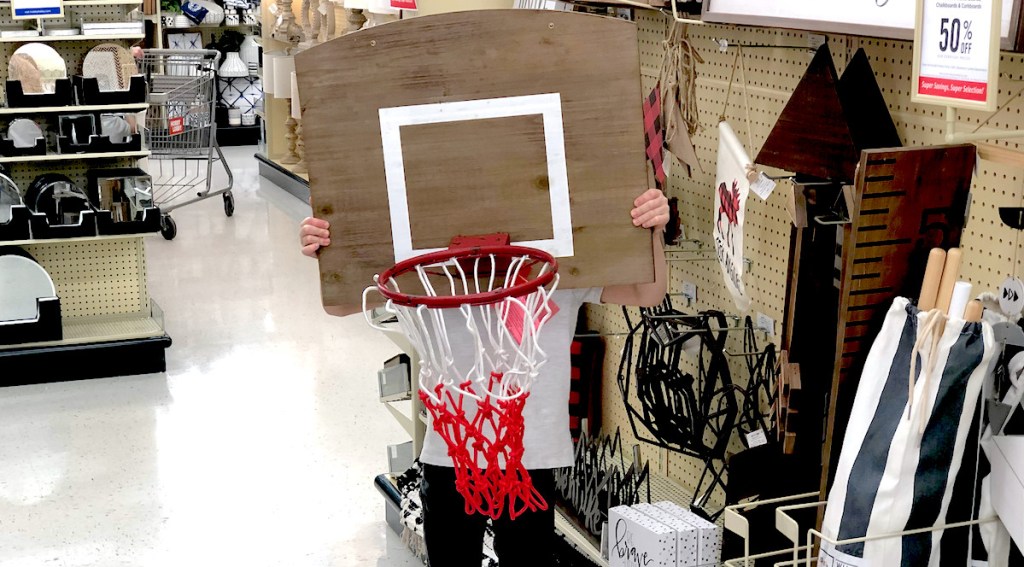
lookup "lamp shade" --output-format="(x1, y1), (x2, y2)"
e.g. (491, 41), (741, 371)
(273, 55), (295, 98)
(345, 0), (369, 8)
(263, 51), (280, 94)
(368, 0), (399, 14)
(291, 71), (301, 120)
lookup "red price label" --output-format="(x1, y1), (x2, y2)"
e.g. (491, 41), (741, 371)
(169, 116), (185, 136)
(390, 0), (416, 9)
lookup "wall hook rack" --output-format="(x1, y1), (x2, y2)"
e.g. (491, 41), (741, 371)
(667, 254), (754, 274)
(710, 37), (818, 52)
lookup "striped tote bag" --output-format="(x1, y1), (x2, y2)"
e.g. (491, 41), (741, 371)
(821, 297), (999, 566)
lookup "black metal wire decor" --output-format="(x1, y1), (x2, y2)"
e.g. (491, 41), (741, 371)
(617, 297), (777, 519)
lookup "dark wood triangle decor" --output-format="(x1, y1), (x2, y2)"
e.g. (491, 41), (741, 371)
(755, 44), (860, 182)
(839, 48), (901, 153)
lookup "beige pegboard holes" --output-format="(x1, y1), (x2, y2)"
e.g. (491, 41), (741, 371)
(21, 237), (150, 319)
(593, 11), (1024, 507)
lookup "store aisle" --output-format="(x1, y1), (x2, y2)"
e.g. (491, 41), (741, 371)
(0, 147), (423, 567)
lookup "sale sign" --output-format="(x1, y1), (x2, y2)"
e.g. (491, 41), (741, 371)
(391, 0), (416, 9)
(169, 116), (185, 136)
(912, 0), (1001, 110)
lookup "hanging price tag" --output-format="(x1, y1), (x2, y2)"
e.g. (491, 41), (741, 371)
(912, 0), (1001, 111)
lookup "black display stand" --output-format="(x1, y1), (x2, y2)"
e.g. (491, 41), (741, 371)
(96, 207), (161, 236)
(0, 205), (32, 240)
(0, 335), (172, 385)
(58, 134), (143, 154)
(73, 75), (147, 105)
(0, 136), (46, 157)
(29, 209), (99, 239)
(5, 78), (74, 107)
(0, 296), (61, 345)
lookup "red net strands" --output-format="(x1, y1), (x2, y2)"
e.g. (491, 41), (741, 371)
(364, 245), (560, 521)
(421, 375), (547, 520)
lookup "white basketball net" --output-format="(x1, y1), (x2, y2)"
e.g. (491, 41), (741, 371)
(365, 251), (559, 520)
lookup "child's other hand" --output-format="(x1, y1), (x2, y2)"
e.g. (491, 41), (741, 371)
(300, 217), (331, 257)
(630, 188), (669, 232)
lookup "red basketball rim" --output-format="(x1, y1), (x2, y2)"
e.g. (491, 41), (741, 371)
(376, 245), (558, 309)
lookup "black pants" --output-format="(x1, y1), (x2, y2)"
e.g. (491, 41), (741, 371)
(421, 464), (556, 567)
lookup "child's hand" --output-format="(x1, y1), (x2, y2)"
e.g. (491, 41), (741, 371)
(300, 217), (331, 257)
(630, 188), (669, 232)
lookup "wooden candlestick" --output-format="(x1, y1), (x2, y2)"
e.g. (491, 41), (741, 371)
(281, 114), (300, 164)
(293, 119), (308, 174)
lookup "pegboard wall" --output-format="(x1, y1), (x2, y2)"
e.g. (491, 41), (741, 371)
(590, 11), (1024, 509)
(21, 237), (150, 319)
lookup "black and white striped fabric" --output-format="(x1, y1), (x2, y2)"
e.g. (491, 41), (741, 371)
(821, 297), (999, 566)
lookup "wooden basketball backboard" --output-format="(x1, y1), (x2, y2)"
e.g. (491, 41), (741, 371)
(295, 10), (653, 313)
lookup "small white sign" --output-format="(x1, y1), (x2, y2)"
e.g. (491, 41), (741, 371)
(11, 0), (63, 19)
(750, 172), (777, 200)
(745, 428), (769, 448)
(999, 276), (1024, 316)
(912, 0), (1001, 111)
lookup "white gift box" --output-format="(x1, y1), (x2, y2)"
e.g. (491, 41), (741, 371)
(633, 503), (701, 567)
(609, 505), (676, 567)
(653, 501), (722, 566)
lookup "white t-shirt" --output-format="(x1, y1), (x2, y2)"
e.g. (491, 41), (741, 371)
(419, 287), (603, 470)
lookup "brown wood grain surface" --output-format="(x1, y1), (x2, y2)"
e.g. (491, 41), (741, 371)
(755, 44), (859, 181)
(820, 143), (975, 495)
(295, 10), (653, 312)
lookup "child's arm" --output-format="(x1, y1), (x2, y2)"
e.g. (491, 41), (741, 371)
(300, 216), (331, 257)
(300, 216), (351, 316)
(599, 188), (669, 307)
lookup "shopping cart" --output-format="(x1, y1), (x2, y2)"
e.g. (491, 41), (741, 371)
(139, 49), (234, 240)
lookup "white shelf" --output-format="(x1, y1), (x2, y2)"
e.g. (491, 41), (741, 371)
(0, 312), (164, 352)
(0, 150), (149, 163)
(4, 231), (152, 247)
(0, 102), (148, 115)
(64, 0), (143, 5)
(0, 33), (144, 43)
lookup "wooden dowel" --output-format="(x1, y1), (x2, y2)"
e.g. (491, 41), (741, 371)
(964, 300), (984, 322)
(936, 248), (962, 314)
(918, 248), (946, 311)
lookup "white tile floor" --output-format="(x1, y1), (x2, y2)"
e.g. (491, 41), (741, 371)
(0, 147), (424, 567)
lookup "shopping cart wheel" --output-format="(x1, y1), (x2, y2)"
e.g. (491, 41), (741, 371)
(160, 214), (177, 240)
(223, 192), (235, 217)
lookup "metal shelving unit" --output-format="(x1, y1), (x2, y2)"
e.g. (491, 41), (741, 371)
(0, 150), (149, 163)
(0, 3), (170, 382)
(0, 33), (144, 43)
